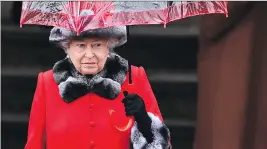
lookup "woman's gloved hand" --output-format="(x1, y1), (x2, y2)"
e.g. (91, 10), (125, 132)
(122, 91), (153, 143)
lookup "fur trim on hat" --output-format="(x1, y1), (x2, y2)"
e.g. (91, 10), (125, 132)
(49, 26), (127, 48)
(53, 52), (128, 103)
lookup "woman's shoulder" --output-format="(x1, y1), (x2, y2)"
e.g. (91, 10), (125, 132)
(38, 69), (55, 83)
(42, 69), (53, 77)
(130, 65), (147, 78)
(130, 65), (142, 72)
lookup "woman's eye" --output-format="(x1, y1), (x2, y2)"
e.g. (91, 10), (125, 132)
(76, 44), (86, 48)
(92, 43), (102, 48)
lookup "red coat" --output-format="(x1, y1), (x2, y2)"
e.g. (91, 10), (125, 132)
(24, 66), (169, 149)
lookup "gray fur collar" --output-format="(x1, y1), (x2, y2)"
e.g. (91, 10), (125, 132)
(53, 53), (128, 103)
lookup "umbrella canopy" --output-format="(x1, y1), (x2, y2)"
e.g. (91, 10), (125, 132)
(20, 1), (228, 34)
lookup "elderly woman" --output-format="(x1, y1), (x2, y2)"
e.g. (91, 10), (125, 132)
(24, 25), (171, 149)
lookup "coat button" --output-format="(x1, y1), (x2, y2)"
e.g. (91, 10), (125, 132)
(89, 122), (95, 128)
(89, 104), (93, 110)
(90, 141), (95, 148)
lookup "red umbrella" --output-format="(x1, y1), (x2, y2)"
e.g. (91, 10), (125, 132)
(20, 1), (228, 34)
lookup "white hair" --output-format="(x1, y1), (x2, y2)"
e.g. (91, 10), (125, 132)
(59, 37), (119, 52)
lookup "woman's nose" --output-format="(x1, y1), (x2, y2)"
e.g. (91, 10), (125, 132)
(84, 48), (94, 58)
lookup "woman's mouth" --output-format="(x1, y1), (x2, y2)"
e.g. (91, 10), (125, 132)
(82, 62), (97, 68)
(83, 62), (96, 64)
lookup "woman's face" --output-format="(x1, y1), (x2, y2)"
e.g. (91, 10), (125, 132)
(66, 37), (109, 75)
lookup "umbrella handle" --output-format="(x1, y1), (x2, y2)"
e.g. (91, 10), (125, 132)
(113, 90), (135, 132)
(109, 110), (135, 132)
(109, 88), (137, 132)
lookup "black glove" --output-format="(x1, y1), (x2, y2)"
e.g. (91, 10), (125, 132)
(122, 91), (153, 143)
